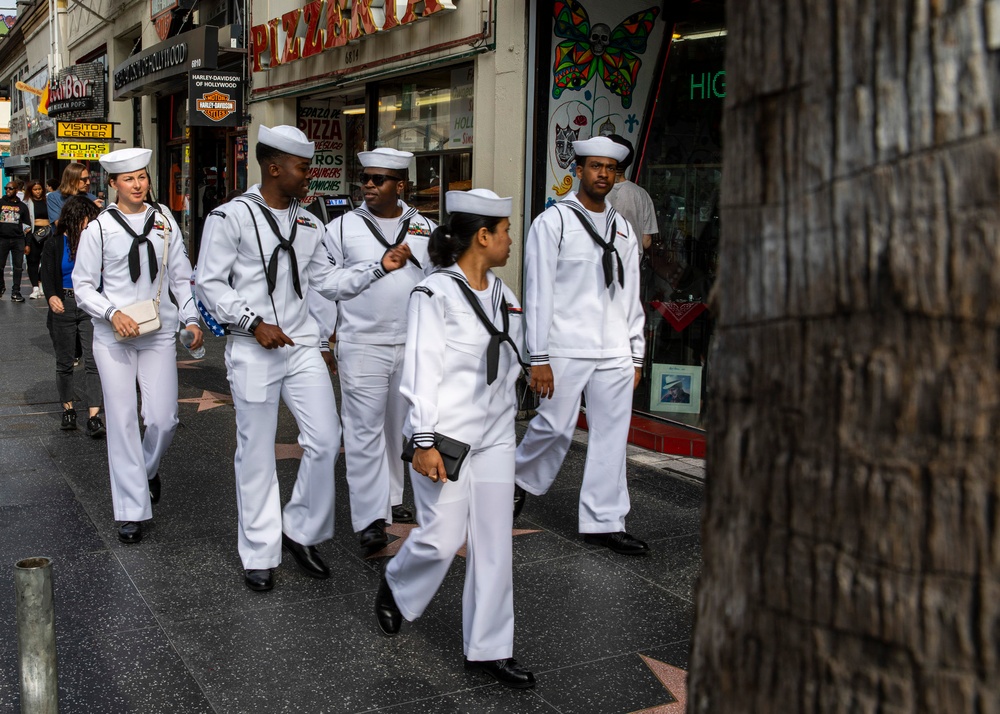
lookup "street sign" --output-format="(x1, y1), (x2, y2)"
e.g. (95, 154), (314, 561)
(57, 142), (110, 160)
(57, 122), (114, 139)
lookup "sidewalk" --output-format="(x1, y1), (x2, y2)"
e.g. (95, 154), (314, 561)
(0, 279), (703, 713)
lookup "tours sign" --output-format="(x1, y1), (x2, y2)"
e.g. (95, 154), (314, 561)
(57, 142), (111, 160)
(189, 71), (243, 127)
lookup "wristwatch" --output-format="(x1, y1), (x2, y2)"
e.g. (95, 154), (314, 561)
(248, 316), (263, 334)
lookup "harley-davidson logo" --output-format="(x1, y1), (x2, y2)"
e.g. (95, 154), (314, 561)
(196, 90), (236, 122)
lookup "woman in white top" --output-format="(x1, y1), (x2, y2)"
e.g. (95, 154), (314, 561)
(73, 148), (203, 544)
(375, 189), (535, 689)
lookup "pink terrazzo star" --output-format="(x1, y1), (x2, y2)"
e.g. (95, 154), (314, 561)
(630, 655), (687, 714)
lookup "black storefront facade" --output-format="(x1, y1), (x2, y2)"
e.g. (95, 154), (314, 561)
(112, 24), (248, 257)
(527, 0), (724, 445)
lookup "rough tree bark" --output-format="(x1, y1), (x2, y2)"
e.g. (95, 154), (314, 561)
(690, 1), (1000, 711)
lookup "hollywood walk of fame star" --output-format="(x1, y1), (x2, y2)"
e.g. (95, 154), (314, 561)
(275, 442), (304, 460)
(176, 360), (203, 370)
(365, 523), (541, 559)
(178, 390), (233, 412)
(630, 655), (687, 714)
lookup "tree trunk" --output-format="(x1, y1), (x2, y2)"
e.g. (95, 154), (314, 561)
(690, 1), (1000, 711)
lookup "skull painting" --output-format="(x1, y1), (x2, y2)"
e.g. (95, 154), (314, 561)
(590, 24), (611, 56)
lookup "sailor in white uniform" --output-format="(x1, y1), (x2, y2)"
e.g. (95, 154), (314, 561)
(375, 189), (536, 690)
(322, 147), (435, 554)
(515, 136), (650, 555)
(195, 125), (413, 592)
(73, 147), (204, 545)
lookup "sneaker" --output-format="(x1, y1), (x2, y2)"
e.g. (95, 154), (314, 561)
(29, 286), (42, 299)
(86, 415), (106, 438)
(60, 408), (78, 431)
(11, 292), (24, 303)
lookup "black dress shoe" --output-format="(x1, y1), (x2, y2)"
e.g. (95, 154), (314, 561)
(391, 504), (414, 523)
(464, 657), (536, 689)
(375, 571), (402, 635)
(359, 519), (388, 554)
(512, 485), (527, 520)
(148, 474), (161, 504)
(117, 521), (143, 544)
(583, 531), (650, 555)
(244, 569), (274, 592)
(282, 533), (330, 578)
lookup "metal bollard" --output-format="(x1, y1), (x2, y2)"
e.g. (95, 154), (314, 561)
(14, 557), (58, 713)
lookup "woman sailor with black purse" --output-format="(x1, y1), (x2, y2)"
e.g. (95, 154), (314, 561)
(72, 148), (203, 545)
(375, 189), (536, 689)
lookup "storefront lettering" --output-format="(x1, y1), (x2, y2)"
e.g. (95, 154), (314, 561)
(50, 75), (91, 103)
(115, 44), (188, 90)
(690, 71), (725, 100)
(252, 0), (458, 72)
(300, 116), (343, 141)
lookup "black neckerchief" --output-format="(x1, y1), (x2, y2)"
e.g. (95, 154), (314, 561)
(105, 206), (158, 283)
(245, 198), (303, 299)
(561, 201), (624, 288)
(448, 274), (527, 385)
(357, 210), (423, 270)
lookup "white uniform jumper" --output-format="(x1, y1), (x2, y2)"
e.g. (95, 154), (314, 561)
(196, 186), (393, 569)
(515, 192), (645, 533)
(386, 268), (525, 661)
(73, 203), (199, 522)
(323, 201), (435, 531)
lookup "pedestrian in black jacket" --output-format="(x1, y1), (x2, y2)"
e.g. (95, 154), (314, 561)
(0, 181), (31, 301)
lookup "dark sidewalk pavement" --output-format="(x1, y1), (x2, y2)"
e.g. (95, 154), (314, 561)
(0, 275), (703, 713)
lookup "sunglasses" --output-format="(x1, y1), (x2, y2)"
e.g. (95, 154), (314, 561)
(79, 176), (91, 182)
(359, 172), (402, 187)
(5, 187), (15, 192)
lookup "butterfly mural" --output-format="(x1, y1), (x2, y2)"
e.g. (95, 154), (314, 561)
(552, 0), (659, 109)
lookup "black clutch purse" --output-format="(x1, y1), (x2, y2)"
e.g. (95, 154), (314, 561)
(401, 433), (471, 482)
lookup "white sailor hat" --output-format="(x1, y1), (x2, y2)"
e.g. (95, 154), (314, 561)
(445, 188), (512, 218)
(357, 147), (413, 171)
(258, 124), (315, 159)
(571, 135), (630, 163)
(99, 148), (152, 174)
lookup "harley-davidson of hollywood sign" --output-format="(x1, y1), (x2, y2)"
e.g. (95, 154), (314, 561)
(251, 0), (457, 72)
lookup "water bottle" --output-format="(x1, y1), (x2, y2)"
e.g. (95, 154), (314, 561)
(179, 329), (206, 359)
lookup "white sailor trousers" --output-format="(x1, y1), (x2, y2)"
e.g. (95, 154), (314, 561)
(92, 330), (179, 522)
(515, 355), (633, 533)
(386, 438), (516, 661)
(225, 339), (341, 569)
(335, 341), (407, 531)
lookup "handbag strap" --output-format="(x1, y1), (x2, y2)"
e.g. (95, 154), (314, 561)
(152, 211), (170, 308)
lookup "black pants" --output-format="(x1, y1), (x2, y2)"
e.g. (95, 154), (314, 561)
(25, 234), (43, 286)
(0, 236), (24, 294)
(47, 294), (102, 408)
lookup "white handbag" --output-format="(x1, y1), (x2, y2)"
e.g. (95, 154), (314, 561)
(115, 213), (170, 342)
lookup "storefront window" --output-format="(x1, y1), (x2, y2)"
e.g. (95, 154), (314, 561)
(299, 93), (364, 205)
(633, 7), (725, 428)
(376, 64), (474, 222)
